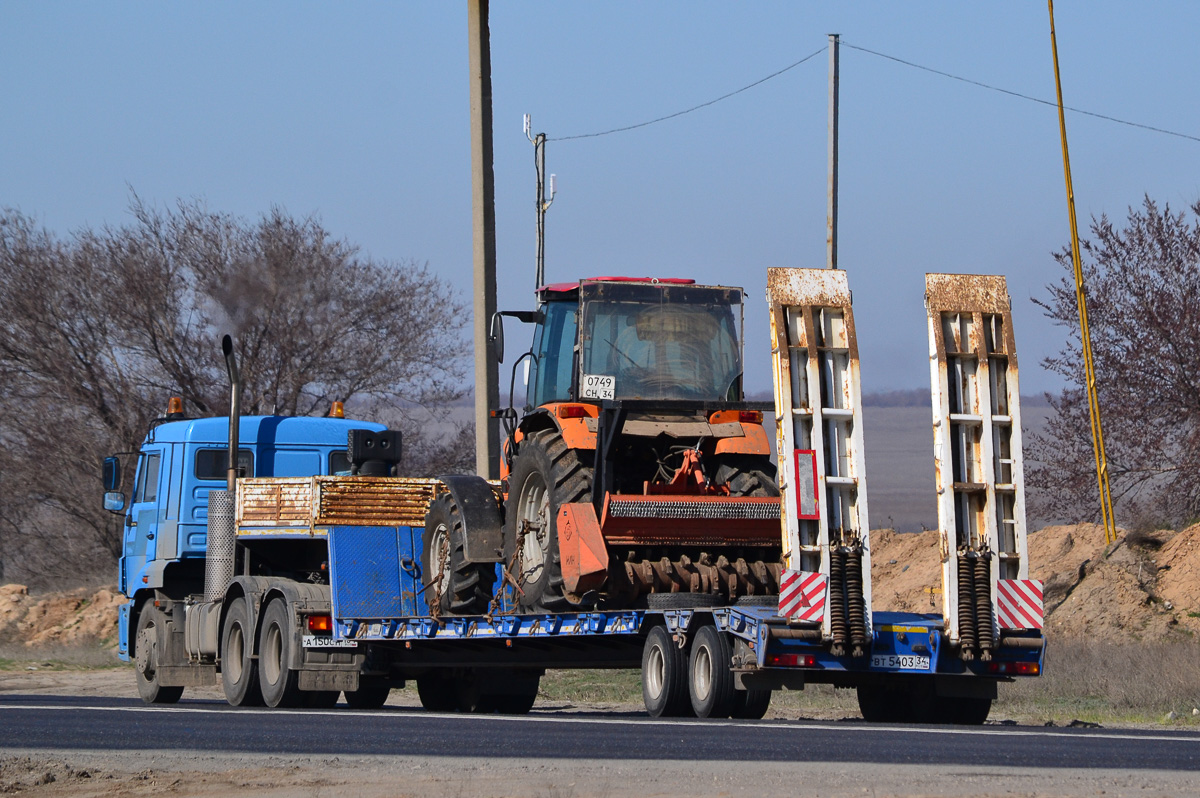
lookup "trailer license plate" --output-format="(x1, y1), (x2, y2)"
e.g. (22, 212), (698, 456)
(302, 635), (359, 649)
(871, 654), (930, 670)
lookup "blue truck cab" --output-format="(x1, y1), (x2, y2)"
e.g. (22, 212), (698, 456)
(110, 411), (385, 661)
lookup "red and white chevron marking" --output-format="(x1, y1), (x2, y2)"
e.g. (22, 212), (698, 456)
(778, 569), (827, 622)
(996, 579), (1044, 630)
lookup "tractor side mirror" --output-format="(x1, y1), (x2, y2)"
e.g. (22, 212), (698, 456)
(104, 491), (126, 513)
(102, 456), (121, 492)
(489, 312), (505, 364)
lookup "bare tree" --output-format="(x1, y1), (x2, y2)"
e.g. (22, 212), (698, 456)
(0, 197), (471, 584)
(1029, 196), (1200, 527)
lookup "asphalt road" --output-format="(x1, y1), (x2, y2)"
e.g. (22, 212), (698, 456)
(2, 695), (1199, 772)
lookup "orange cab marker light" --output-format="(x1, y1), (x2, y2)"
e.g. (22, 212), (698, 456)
(329, 401), (345, 418)
(307, 614), (333, 633)
(167, 396), (184, 416)
(557, 405), (589, 419)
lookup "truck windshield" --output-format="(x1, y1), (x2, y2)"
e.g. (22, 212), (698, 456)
(578, 282), (743, 402)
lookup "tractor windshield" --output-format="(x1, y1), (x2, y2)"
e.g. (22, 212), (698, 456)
(578, 282), (743, 402)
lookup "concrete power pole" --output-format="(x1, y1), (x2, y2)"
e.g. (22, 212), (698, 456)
(827, 33), (840, 271)
(468, 0), (500, 478)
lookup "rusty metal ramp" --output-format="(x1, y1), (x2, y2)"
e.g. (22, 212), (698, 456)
(767, 268), (871, 657)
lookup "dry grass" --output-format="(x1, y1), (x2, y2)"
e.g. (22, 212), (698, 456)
(0, 641), (122, 671)
(998, 638), (1200, 724)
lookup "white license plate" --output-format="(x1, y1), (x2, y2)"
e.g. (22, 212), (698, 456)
(871, 654), (930, 670)
(580, 374), (616, 400)
(301, 635), (359, 649)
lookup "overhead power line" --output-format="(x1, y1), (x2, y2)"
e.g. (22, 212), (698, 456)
(550, 46), (828, 142)
(843, 42), (1200, 145)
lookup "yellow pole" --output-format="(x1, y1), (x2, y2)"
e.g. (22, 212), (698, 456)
(1047, 0), (1117, 546)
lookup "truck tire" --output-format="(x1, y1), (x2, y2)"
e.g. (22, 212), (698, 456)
(688, 625), (737, 719)
(344, 685), (391, 710)
(731, 688), (772, 719)
(713, 455), (779, 497)
(857, 680), (919, 723)
(423, 492), (495, 616)
(134, 604), (183, 705)
(940, 695), (992, 725)
(305, 691), (340, 709)
(221, 597), (264, 707)
(416, 674), (459, 712)
(258, 599), (304, 708)
(505, 428), (592, 613)
(642, 625), (692, 717)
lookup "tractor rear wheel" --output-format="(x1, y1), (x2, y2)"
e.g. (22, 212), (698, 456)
(423, 492), (496, 616)
(505, 428), (592, 613)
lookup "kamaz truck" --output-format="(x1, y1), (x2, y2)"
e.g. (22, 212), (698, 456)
(107, 271), (1044, 722)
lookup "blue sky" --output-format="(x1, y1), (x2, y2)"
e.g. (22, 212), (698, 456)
(2, 2), (1197, 395)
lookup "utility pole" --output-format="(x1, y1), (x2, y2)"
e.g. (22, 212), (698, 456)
(468, 0), (500, 479)
(827, 33), (840, 270)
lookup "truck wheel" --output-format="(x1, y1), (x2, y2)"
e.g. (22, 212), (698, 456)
(416, 674), (459, 712)
(423, 492), (496, 616)
(505, 428), (592, 613)
(713, 455), (779, 497)
(304, 690), (340, 708)
(258, 599), (303, 708)
(221, 597), (264, 707)
(731, 688), (772, 719)
(856, 682), (909, 723)
(642, 625), (692, 717)
(688, 625), (737, 719)
(134, 604), (183, 705)
(344, 685), (391, 709)
(941, 695), (992, 725)
(477, 689), (539, 715)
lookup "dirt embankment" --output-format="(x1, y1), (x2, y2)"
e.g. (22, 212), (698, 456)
(2, 522), (1198, 649)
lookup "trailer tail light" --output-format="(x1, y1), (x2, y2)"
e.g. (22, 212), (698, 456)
(556, 404), (589, 419)
(765, 653), (816, 668)
(307, 614), (333, 633)
(738, 411), (762, 424)
(987, 661), (1039, 676)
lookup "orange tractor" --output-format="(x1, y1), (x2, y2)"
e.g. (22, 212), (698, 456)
(423, 276), (783, 615)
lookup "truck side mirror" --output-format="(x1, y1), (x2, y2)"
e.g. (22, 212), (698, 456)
(104, 491), (126, 513)
(103, 456), (121, 492)
(489, 312), (505, 364)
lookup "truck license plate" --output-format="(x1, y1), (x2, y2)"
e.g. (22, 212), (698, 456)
(302, 635), (359, 649)
(871, 654), (930, 670)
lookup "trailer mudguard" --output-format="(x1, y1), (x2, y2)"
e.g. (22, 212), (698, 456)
(437, 475), (504, 564)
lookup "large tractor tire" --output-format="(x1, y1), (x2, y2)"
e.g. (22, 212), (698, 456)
(423, 492), (496, 616)
(713, 454), (779, 497)
(134, 604), (184, 705)
(505, 428), (592, 613)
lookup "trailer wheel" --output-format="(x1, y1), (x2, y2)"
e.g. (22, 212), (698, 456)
(856, 683), (908, 723)
(258, 599), (303, 708)
(505, 428), (592, 613)
(416, 674), (459, 712)
(642, 625), (692, 717)
(423, 492), (496, 616)
(344, 685), (391, 710)
(688, 625), (737, 719)
(134, 604), (183, 705)
(221, 597), (264, 707)
(941, 695), (992, 725)
(731, 688), (771, 719)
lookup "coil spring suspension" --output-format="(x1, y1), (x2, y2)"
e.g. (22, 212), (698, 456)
(827, 550), (848, 657)
(974, 554), (995, 661)
(957, 554), (977, 661)
(845, 549), (869, 659)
